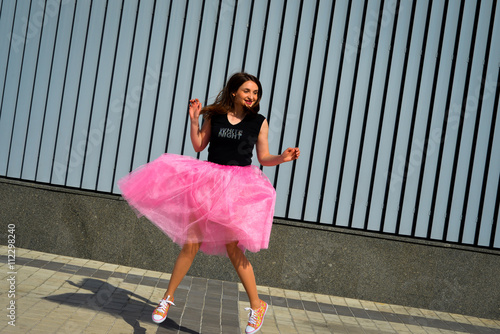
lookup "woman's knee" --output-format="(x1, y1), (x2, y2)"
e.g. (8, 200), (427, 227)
(225, 241), (239, 254)
(181, 242), (201, 257)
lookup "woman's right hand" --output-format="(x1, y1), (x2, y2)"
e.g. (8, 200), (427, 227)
(189, 98), (202, 121)
(189, 98), (211, 152)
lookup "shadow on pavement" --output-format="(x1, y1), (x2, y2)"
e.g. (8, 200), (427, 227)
(43, 278), (199, 334)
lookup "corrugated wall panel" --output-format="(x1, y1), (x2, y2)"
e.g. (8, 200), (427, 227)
(1, 0), (499, 249)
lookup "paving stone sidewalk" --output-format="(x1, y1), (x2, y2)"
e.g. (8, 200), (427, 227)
(1, 246), (499, 333)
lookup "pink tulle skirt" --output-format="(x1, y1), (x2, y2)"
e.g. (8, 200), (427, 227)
(118, 153), (276, 256)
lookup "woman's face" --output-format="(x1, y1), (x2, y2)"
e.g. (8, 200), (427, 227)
(233, 80), (259, 109)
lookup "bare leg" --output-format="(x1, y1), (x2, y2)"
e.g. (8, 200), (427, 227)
(163, 242), (201, 299)
(226, 241), (261, 310)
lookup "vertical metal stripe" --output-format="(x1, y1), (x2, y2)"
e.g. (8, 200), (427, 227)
(223, 0), (238, 81)
(147, 0), (173, 162)
(442, 0), (482, 241)
(65, 0), (93, 186)
(241, 0), (255, 71)
(255, 0), (273, 170)
(181, 0), (206, 155)
(256, 0), (271, 77)
(6, 0), (33, 175)
(412, 0), (449, 236)
(333, 0), (369, 228)
(476, 65), (500, 246)
(262, 1), (287, 127)
(202, 0), (223, 107)
(96, 0), (125, 190)
(365, 0), (401, 230)
(49, 1), (78, 184)
(349, 0), (386, 228)
(110, 0), (141, 193)
(427, 0), (465, 239)
(80, 0), (109, 187)
(302, 0), (336, 222)
(395, 0), (433, 234)
(164, 0), (188, 154)
(21, 0), (48, 178)
(129, 0), (157, 169)
(0, 0), (17, 120)
(273, 0), (305, 191)
(490, 170), (500, 247)
(459, 0), (496, 244)
(317, 0), (353, 223)
(35, 0), (63, 181)
(286, 0), (320, 218)
(379, 0), (417, 232)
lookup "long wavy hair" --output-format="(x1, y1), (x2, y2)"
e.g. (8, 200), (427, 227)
(201, 72), (263, 119)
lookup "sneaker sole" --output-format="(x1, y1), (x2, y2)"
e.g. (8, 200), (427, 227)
(152, 315), (167, 324)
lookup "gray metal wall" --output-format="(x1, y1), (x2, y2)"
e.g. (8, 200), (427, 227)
(1, 0), (499, 249)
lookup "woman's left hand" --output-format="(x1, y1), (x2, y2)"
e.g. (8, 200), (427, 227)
(281, 147), (300, 162)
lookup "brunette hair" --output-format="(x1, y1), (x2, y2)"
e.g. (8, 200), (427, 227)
(201, 72), (263, 119)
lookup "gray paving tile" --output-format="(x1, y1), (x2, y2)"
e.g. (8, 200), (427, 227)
(4, 247), (500, 334)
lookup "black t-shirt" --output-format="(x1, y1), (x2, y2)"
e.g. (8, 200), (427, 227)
(208, 113), (266, 166)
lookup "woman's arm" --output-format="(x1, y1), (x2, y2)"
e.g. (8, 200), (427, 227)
(256, 119), (300, 166)
(189, 99), (211, 152)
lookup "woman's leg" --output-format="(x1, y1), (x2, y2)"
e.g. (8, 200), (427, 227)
(163, 242), (201, 299)
(226, 241), (261, 310)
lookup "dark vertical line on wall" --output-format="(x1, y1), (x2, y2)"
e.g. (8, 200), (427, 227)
(202, 0), (222, 107)
(442, 0), (481, 242)
(302, 0), (336, 222)
(412, 0), (448, 236)
(64, 1), (93, 186)
(459, 0), (495, 245)
(241, 0), (255, 71)
(223, 0), (238, 81)
(317, 0), (353, 223)
(163, 0), (188, 154)
(0, 1), (18, 120)
(261, 0), (287, 128)
(365, 0), (401, 231)
(427, 0), (465, 239)
(256, 0), (271, 78)
(95, 0), (125, 190)
(165, 2), (189, 153)
(476, 66), (500, 247)
(6, 0), (33, 175)
(130, 0), (156, 167)
(286, 0), (319, 218)
(349, 0), (385, 228)
(182, 1), (206, 155)
(80, 0), (109, 188)
(49, 2), (77, 183)
(255, 0), (272, 168)
(110, 1), (141, 192)
(196, 0), (223, 160)
(273, 0), (304, 192)
(35, 0), (63, 181)
(147, 0), (173, 162)
(490, 170), (500, 248)
(395, 0), (432, 234)
(379, 0), (417, 232)
(333, 0), (369, 228)
(21, 0), (47, 178)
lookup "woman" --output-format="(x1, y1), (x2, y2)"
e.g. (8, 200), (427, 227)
(119, 72), (300, 333)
